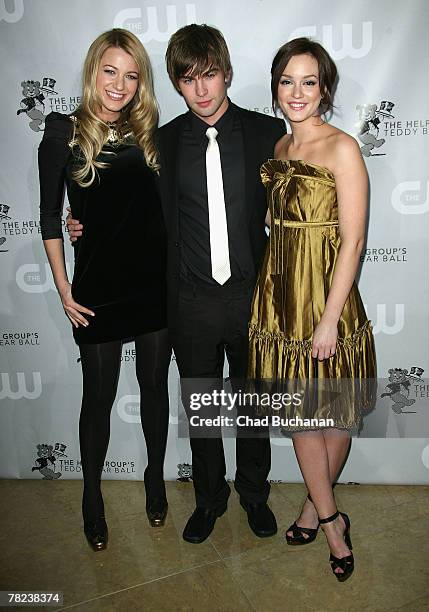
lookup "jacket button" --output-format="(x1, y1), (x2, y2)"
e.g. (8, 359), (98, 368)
(174, 241), (180, 247)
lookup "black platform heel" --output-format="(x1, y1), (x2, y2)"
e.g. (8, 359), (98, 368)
(285, 494), (319, 546)
(319, 510), (354, 582)
(145, 477), (168, 527)
(146, 498), (168, 527)
(84, 516), (108, 551)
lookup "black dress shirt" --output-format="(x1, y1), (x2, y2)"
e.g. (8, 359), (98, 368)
(177, 101), (254, 285)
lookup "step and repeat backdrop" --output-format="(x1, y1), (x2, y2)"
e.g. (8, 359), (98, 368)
(1, 0), (428, 484)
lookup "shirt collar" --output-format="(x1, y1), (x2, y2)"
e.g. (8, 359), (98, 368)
(188, 98), (235, 142)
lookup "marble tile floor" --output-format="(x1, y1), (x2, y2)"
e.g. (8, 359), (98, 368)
(1, 480), (428, 611)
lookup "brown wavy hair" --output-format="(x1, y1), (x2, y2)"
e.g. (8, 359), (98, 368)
(271, 37), (338, 116)
(72, 28), (159, 187)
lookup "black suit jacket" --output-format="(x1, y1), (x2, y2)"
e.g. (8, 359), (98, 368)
(157, 102), (285, 328)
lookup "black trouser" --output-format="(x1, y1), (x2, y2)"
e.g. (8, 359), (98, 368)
(171, 280), (271, 510)
(78, 328), (171, 523)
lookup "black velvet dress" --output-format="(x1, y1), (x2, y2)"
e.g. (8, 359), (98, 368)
(38, 112), (167, 344)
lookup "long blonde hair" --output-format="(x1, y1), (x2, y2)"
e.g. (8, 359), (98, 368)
(72, 28), (159, 187)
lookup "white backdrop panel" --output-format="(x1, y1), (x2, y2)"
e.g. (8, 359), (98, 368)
(1, 0), (428, 484)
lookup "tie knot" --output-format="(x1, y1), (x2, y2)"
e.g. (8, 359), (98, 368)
(206, 127), (218, 141)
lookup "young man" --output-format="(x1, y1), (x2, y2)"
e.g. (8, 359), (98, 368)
(68, 24), (285, 544)
(158, 25), (285, 543)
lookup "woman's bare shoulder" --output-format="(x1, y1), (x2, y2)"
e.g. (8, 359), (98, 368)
(323, 127), (364, 174)
(327, 127), (361, 157)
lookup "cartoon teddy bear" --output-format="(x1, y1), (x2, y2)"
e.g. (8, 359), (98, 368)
(355, 104), (385, 157)
(381, 368), (417, 414)
(32, 444), (62, 479)
(177, 462), (193, 481)
(17, 80), (46, 132)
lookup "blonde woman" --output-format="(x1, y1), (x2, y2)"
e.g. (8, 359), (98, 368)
(38, 29), (170, 551)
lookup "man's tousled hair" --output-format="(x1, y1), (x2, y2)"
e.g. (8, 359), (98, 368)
(166, 24), (232, 91)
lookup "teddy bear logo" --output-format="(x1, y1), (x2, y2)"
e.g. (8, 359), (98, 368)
(16, 77), (57, 132)
(355, 101), (395, 157)
(31, 442), (67, 479)
(0, 204), (11, 252)
(177, 462), (193, 481)
(381, 367), (424, 414)
(0, 203), (11, 221)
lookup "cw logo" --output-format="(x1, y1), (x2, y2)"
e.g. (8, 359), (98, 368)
(0, 372), (42, 400)
(113, 4), (197, 43)
(116, 394), (178, 424)
(391, 181), (429, 215)
(16, 262), (72, 293)
(364, 304), (405, 335)
(289, 22), (372, 60)
(0, 0), (24, 23)
(117, 394), (140, 424)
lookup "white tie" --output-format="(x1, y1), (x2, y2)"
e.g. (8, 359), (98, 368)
(205, 127), (231, 285)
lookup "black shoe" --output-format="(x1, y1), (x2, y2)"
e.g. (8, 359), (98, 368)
(285, 521), (319, 545)
(319, 510), (354, 582)
(182, 505), (227, 544)
(240, 499), (277, 537)
(84, 517), (108, 551)
(146, 498), (168, 527)
(285, 494), (319, 546)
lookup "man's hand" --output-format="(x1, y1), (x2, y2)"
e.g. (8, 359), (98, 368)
(66, 206), (83, 243)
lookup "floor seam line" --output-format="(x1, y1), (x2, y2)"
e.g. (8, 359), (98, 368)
(55, 558), (225, 610)
(218, 557), (257, 611)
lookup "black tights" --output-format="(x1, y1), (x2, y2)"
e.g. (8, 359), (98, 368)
(78, 328), (171, 523)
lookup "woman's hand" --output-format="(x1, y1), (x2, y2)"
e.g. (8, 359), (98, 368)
(312, 318), (338, 361)
(58, 282), (94, 328)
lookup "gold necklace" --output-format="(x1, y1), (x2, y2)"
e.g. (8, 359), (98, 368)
(66, 115), (134, 150)
(106, 121), (120, 145)
(105, 120), (133, 146)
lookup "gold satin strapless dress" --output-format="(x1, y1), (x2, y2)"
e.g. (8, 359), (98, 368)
(248, 159), (376, 429)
